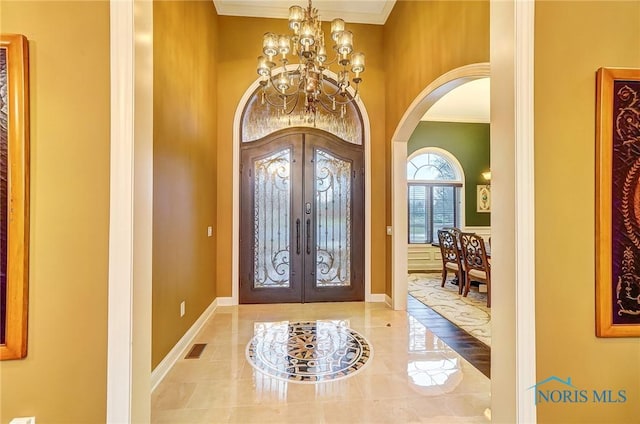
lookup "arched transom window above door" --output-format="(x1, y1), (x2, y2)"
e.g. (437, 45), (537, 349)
(241, 78), (364, 145)
(407, 148), (464, 244)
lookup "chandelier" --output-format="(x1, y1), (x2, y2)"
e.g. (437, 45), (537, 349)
(256, 0), (365, 119)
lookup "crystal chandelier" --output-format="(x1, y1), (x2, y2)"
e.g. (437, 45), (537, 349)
(256, 0), (365, 119)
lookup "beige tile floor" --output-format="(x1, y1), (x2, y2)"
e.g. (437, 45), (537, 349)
(151, 302), (491, 423)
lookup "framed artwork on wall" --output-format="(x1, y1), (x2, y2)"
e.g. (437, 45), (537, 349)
(595, 67), (640, 337)
(476, 184), (490, 213)
(0, 34), (30, 359)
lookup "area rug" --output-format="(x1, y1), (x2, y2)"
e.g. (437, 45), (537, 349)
(245, 320), (372, 383)
(408, 273), (491, 346)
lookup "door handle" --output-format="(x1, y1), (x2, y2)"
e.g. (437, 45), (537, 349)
(306, 218), (311, 255)
(296, 219), (300, 254)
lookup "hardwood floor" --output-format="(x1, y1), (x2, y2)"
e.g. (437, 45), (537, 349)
(407, 295), (491, 378)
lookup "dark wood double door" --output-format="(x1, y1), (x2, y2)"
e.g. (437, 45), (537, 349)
(240, 129), (364, 303)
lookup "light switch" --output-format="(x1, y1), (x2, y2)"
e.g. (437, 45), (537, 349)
(386, 226), (392, 235)
(207, 226), (213, 237)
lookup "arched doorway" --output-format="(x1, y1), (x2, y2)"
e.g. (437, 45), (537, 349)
(239, 128), (365, 303)
(390, 63), (491, 311)
(230, 67), (374, 305)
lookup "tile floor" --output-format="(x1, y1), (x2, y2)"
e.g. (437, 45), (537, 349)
(151, 302), (491, 423)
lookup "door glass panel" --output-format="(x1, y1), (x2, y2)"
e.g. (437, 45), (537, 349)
(315, 149), (351, 287)
(254, 149), (291, 288)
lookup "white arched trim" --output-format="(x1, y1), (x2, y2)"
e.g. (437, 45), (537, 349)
(406, 146), (467, 230)
(231, 66), (374, 304)
(390, 63), (490, 312)
(391, 64), (491, 144)
(407, 146), (466, 183)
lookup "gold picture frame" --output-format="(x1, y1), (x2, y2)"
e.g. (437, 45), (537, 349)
(595, 67), (640, 337)
(0, 34), (30, 359)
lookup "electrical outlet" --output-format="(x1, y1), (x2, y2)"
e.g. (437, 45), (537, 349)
(207, 226), (213, 237)
(180, 301), (186, 317)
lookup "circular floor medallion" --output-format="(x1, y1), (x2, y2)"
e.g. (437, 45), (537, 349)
(245, 320), (372, 383)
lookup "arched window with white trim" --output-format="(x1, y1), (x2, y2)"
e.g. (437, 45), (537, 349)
(407, 148), (464, 244)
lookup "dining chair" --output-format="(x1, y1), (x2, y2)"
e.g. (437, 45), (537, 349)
(460, 232), (491, 307)
(443, 226), (462, 244)
(437, 229), (465, 295)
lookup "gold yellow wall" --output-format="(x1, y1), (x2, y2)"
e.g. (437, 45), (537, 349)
(383, 0), (490, 293)
(0, 1), (110, 422)
(383, 0), (490, 140)
(216, 16), (387, 296)
(535, 1), (640, 422)
(152, 0), (218, 368)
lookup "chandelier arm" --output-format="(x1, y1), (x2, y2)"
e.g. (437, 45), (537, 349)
(266, 76), (303, 98)
(277, 91), (300, 116)
(318, 76), (359, 105)
(320, 53), (339, 68)
(315, 95), (341, 113)
(327, 87), (359, 106)
(271, 65), (302, 78)
(326, 95), (358, 107)
(263, 92), (300, 116)
(318, 75), (343, 98)
(261, 89), (298, 110)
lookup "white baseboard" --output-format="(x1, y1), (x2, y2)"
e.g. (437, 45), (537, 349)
(216, 297), (233, 306)
(151, 298), (218, 392)
(384, 294), (393, 308)
(367, 293), (386, 303)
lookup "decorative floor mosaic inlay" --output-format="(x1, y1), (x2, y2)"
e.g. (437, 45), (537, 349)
(245, 320), (372, 383)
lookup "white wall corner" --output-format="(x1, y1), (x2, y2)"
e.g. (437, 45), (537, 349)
(514, 0), (537, 422)
(384, 294), (393, 308)
(216, 297), (233, 306)
(367, 293), (387, 303)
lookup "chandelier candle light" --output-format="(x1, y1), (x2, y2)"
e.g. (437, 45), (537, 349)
(256, 0), (365, 121)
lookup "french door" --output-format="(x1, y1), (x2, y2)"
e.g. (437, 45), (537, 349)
(240, 129), (364, 303)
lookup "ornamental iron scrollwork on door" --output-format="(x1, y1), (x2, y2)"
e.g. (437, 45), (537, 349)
(240, 129), (364, 303)
(315, 149), (352, 287)
(253, 149), (291, 288)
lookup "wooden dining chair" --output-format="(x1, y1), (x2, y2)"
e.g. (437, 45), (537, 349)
(443, 226), (462, 245)
(460, 232), (491, 307)
(437, 229), (465, 294)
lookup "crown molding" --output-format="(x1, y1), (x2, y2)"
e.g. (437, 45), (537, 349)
(213, 0), (396, 25)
